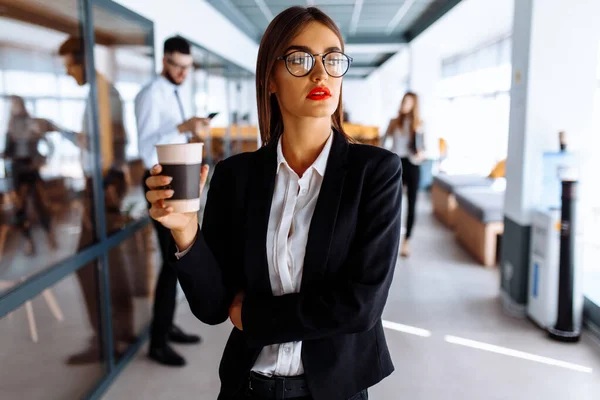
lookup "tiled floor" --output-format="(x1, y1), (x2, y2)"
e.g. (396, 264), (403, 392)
(98, 195), (600, 399)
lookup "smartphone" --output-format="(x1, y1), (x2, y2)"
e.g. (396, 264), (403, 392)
(414, 132), (424, 152)
(207, 112), (219, 120)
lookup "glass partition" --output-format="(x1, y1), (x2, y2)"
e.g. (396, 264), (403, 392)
(581, 45), (600, 307)
(1, 1), (156, 398)
(0, 0), (98, 292)
(0, 262), (106, 399)
(90, 2), (155, 230)
(228, 69), (257, 156)
(189, 41), (256, 167)
(89, 0), (157, 361)
(437, 36), (512, 176)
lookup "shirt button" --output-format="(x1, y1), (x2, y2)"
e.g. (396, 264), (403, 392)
(284, 347), (291, 353)
(300, 189), (307, 195)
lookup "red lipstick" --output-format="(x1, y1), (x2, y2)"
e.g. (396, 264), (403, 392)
(307, 87), (331, 101)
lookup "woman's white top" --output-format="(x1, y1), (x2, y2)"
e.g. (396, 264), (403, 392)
(391, 118), (424, 165)
(391, 118), (411, 158)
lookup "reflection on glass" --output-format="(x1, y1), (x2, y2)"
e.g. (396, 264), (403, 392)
(0, 0), (96, 293)
(91, 5), (155, 229)
(0, 0), (157, 395)
(582, 63), (600, 305)
(72, 255), (137, 365)
(190, 45), (257, 167)
(88, 3), (157, 360)
(0, 263), (104, 399)
(110, 223), (160, 362)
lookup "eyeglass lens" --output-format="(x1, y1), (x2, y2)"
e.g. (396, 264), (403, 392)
(167, 58), (191, 70)
(286, 52), (350, 77)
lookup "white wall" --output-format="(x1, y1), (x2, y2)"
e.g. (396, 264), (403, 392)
(411, 0), (515, 61)
(342, 75), (382, 126)
(114, 0), (258, 74)
(526, 0), (600, 153)
(114, 1), (259, 125)
(505, 0), (600, 225)
(375, 50), (411, 128)
(342, 49), (409, 137)
(343, 0), (514, 157)
(408, 0), (514, 158)
(409, 42), (443, 157)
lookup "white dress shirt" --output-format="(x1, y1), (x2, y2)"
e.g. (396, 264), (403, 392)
(252, 132), (333, 377)
(391, 118), (411, 158)
(174, 132), (333, 375)
(77, 75), (126, 175)
(392, 118), (424, 165)
(134, 75), (189, 169)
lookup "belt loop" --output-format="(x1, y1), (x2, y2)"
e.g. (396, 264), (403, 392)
(275, 376), (286, 400)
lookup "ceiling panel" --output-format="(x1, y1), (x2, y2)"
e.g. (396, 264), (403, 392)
(315, 5), (355, 15)
(349, 52), (384, 65)
(230, 0), (250, 6)
(207, 0), (463, 78)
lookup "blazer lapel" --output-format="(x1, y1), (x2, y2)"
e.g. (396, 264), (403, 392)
(244, 142), (277, 294)
(301, 130), (349, 288)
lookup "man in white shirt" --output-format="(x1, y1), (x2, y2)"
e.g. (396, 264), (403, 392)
(57, 36), (134, 365)
(135, 36), (208, 367)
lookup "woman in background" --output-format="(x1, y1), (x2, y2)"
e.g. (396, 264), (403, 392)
(385, 92), (424, 258)
(4, 95), (56, 253)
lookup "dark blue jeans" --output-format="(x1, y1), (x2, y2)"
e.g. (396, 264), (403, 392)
(243, 389), (368, 400)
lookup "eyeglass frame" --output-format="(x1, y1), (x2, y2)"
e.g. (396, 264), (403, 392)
(276, 51), (353, 78)
(165, 57), (193, 71)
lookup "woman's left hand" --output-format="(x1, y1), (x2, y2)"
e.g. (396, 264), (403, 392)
(414, 151), (426, 162)
(229, 292), (245, 331)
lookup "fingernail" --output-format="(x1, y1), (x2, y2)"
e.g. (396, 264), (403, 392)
(166, 190), (174, 197)
(164, 177), (172, 183)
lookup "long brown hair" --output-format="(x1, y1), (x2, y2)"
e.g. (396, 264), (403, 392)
(397, 92), (421, 138)
(7, 95), (31, 136)
(256, 6), (350, 146)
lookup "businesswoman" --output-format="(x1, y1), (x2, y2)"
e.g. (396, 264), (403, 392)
(384, 92), (424, 258)
(146, 6), (402, 400)
(4, 95), (57, 254)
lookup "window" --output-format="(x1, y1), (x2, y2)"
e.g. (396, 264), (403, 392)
(437, 36), (512, 175)
(0, 2), (157, 399)
(581, 46), (600, 305)
(0, 9), (99, 284)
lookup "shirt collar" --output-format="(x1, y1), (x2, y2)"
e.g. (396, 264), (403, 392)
(158, 75), (179, 91)
(276, 131), (333, 177)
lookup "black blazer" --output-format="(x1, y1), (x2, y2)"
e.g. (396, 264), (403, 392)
(170, 130), (403, 400)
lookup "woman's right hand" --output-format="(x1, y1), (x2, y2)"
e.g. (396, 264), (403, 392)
(145, 164), (210, 232)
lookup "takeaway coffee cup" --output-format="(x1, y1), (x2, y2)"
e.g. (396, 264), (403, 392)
(156, 142), (204, 213)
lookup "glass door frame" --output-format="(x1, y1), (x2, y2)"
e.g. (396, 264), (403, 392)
(0, 1), (156, 399)
(184, 36), (255, 164)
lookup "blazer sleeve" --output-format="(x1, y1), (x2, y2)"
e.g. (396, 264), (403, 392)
(169, 161), (236, 325)
(241, 153), (403, 346)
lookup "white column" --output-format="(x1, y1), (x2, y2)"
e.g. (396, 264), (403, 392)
(410, 41), (442, 159)
(501, 0), (600, 312)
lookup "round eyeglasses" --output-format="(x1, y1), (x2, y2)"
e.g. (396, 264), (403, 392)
(276, 51), (353, 78)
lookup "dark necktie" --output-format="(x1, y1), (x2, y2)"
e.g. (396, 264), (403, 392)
(174, 88), (191, 141)
(174, 88), (186, 122)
